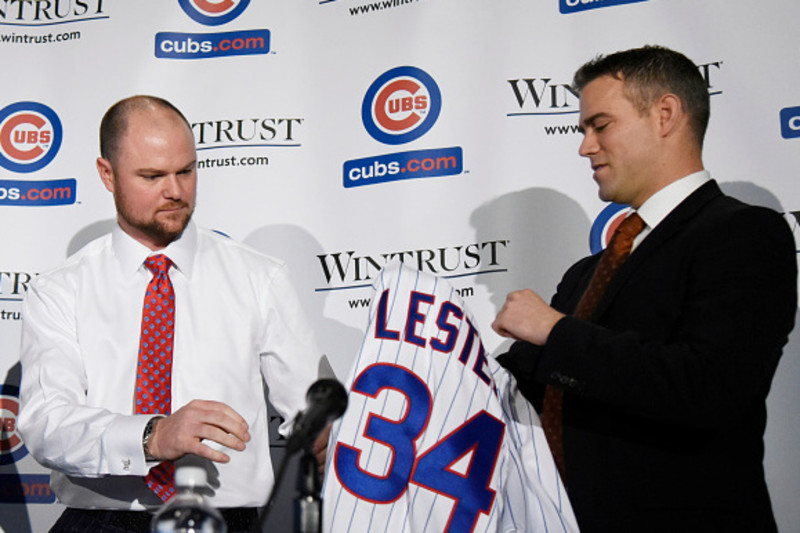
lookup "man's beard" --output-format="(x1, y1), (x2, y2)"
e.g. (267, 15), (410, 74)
(115, 193), (194, 248)
(135, 206), (192, 245)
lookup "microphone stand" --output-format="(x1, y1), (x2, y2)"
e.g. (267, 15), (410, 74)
(294, 448), (322, 533)
(253, 448), (290, 533)
(255, 379), (346, 532)
(254, 444), (322, 533)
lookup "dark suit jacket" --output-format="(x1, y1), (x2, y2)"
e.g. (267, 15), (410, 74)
(499, 181), (797, 532)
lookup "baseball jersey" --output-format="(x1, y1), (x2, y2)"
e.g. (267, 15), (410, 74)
(322, 260), (578, 533)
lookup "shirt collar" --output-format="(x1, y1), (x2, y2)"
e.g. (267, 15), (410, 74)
(635, 170), (711, 231)
(112, 219), (197, 279)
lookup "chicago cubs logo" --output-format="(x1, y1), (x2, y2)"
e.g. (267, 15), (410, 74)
(589, 203), (632, 254)
(362, 66), (442, 145)
(780, 106), (800, 139)
(0, 102), (62, 174)
(560, 0), (649, 14)
(178, 0), (250, 26)
(0, 385), (28, 465)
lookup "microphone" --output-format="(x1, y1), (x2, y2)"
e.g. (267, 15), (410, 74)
(257, 379), (348, 531)
(285, 379), (348, 455)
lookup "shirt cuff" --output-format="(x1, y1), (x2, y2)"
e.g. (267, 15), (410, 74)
(101, 415), (154, 476)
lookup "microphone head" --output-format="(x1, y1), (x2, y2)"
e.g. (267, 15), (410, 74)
(306, 378), (348, 421)
(285, 379), (349, 455)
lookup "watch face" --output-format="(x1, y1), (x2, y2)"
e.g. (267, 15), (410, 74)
(143, 417), (159, 460)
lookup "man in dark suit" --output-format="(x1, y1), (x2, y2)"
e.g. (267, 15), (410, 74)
(492, 45), (797, 532)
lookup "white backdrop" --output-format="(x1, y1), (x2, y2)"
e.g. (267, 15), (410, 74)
(1, 1), (798, 531)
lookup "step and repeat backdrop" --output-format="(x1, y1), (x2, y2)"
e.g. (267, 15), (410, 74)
(1, 1), (799, 531)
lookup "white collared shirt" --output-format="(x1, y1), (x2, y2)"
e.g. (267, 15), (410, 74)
(631, 170), (711, 250)
(19, 221), (321, 509)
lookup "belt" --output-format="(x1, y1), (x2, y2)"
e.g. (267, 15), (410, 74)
(57, 506), (258, 532)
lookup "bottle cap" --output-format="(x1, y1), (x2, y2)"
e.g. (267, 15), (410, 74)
(174, 466), (208, 489)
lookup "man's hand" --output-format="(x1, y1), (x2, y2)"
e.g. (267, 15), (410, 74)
(312, 423), (331, 476)
(492, 289), (565, 346)
(147, 399), (251, 463)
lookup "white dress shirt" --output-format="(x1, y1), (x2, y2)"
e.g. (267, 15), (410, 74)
(632, 169), (711, 250)
(18, 220), (321, 510)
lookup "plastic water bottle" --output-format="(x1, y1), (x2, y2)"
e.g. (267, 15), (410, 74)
(151, 466), (227, 533)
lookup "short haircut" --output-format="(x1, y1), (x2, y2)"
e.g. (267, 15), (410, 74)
(572, 45), (710, 146)
(99, 95), (192, 165)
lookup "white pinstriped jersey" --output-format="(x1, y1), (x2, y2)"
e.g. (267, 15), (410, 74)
(322, 261), (578, 533)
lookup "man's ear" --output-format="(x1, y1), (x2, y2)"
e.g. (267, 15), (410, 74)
(655, 93), (683, 138)
(96, 157), (115, 193)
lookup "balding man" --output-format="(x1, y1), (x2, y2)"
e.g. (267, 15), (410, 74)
(19, 96), (322, 532)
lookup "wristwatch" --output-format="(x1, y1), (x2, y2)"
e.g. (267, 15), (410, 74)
(142, 416), (162, 462)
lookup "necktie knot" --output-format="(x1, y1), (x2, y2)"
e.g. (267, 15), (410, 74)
(145, 254), (172, 277)
(606, 212), (645, 259)
(614, 212), (645, 240)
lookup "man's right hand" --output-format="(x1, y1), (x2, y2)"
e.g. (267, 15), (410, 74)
(146, 399), (251, 463)
(492, 289), (565, 346)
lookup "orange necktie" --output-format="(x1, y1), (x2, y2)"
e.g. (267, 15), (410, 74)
(541, 212), (646, 480)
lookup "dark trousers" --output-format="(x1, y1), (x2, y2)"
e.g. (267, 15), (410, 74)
(50, 507), (259, 533)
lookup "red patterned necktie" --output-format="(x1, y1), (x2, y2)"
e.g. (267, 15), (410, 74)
(135, 254), (176, 502)
(541, 212), (646, 480)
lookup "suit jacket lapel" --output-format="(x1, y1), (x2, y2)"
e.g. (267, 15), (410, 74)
(591, 180), (724, 321)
